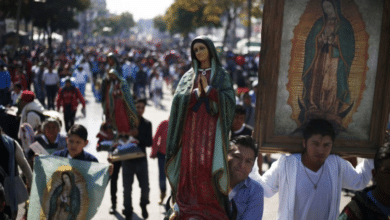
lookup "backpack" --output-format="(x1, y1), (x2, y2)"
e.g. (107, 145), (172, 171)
(26, 110), (49, 122)
(26, 109), (62, 125)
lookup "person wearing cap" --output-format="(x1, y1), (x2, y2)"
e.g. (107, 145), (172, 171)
(56, 77), (86, 132)
(0, 63), (11, 106)
(34, 118), (67, 154)
(18, 90), (45, 132)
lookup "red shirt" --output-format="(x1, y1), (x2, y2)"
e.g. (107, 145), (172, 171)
(150, 119), (169, 157)
(56, 86), (86, 112)
(14, 74), (28, 90)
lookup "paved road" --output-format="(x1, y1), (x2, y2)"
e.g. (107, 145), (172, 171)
(20, 83), (362, 219)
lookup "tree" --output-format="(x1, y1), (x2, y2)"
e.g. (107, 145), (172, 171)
(153, 15), (167, 33)
(163, 0), (263, 49)
(32, 0), (91, 52)
(206, 0), (245, 49)
(164, 0), (223, 41)
(92, 12), (135, 37)
(239, 0), (264, 31)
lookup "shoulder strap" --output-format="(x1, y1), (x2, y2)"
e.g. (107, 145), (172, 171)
(27, 109), (46, 121)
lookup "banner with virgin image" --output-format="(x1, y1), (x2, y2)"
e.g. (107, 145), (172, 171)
(27, 155), (110, 220)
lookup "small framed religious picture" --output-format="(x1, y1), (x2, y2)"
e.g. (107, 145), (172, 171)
(253, 0), (390, 157)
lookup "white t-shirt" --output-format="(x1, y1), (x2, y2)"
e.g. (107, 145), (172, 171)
(294, 160), (332, 220)
(73, 69), (88, 84)
(42, 71), (60, 86)
(11, 91), (22, 105)
(151, 76), (163, 91)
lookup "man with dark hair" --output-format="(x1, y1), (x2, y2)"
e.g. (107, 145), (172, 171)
(122, 98), (152, 220)
(228, 135), (263, 219)
(42, 65), (60, 110)
(338, 143), (389, 219)
(56, 77), (86, 132)
(231, 105), (253, 140)
(252, 118), (374, 220)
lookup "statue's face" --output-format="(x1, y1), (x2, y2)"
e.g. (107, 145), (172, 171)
(107, 57), (115, 66)
(63, 174), (71, 186)
(193, 42), (210, 63)
(108, 73), (117, 81)
(323, 1), (336, 17)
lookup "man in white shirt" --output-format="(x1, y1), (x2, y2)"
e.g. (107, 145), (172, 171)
(42, 66), (60, 110)
(251, 119), (373, 220)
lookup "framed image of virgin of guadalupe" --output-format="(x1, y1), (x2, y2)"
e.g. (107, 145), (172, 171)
(253, 0), (390, 157)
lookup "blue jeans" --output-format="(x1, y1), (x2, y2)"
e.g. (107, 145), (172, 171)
(157, 152), (167, 192)
(122, 159), (150, 216)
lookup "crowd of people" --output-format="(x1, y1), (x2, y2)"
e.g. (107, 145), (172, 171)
(0, 36), (388, 220)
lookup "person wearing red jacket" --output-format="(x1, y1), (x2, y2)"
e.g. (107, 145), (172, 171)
(150, 118), (169, 204)
(56, 77), (86, 132)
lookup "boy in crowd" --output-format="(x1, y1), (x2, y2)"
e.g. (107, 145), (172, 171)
(252, 118), (373, 220)
(231, 105), (253, 140)
(228, 135), (264, 219)
(52, 124), (98, 162)
(338, 143), (390, 219)
(52, 124), (113, 175)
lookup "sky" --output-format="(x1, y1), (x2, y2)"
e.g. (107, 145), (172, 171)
(106, 0), (175, 21)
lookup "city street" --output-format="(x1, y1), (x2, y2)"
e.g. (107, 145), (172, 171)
(22, 83), (361, 220)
